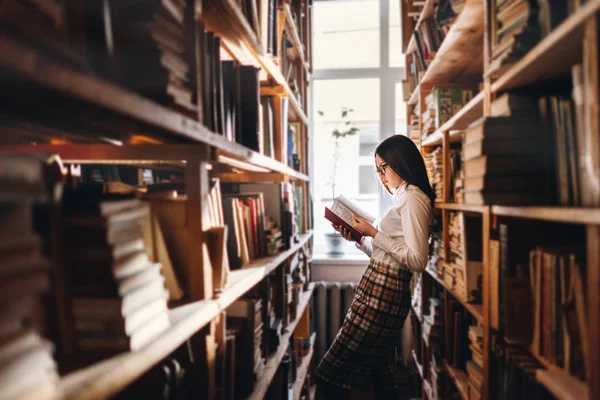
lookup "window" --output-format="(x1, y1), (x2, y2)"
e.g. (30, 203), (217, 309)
(313, 1), (380, 69)
(389, 0), (404, 67)
(311, 0), (405, 256)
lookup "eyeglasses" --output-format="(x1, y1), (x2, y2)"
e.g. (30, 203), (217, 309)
(375, 163), (388, 175)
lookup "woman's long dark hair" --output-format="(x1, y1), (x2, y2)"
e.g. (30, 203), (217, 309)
(375, 135), (435, 206)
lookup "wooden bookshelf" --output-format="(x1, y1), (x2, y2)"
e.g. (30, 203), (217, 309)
(292, 333), (316, 400)
(491, 0), (600, 93)
(402, 0), (600, 398)
(203, 0), (309, 126)
(0, 1), (315, 398)
(421, 91), (484, 147)
(419, 0), (484, 85)
(59, 232), (313, 400)
(536, 369), (590, 400)
(283, 4), (309, 74)
(426, 269), (483, 324)
(247, 285), (315, 400)
(444, 360), (469, 400)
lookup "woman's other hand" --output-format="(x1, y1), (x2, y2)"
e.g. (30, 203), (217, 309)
(331, 224), (354, 241)
(351, 215), (378, 238)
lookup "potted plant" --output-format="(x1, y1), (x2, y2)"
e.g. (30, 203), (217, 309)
(317, 107), (360, 255)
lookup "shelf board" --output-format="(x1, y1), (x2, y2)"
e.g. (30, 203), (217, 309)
(492, 206), (600, 225)
(60, 232), (313, 400)
(434, 203), (487, 214)
(420, 0), (484, 85)
(292, 333), (316, 400)
(406, 0), (436, 54)
(248, 285), (315, 400)
(492, 0), (600, 93)
(444, 360), (469, 400)
(0, 142), (309, 182)
(427, 269), (484, 323)
(536, 368), (589, 400)
(421, 91), (484, 147)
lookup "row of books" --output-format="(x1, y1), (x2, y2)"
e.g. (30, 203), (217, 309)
(495, 226), (588, 382)
(0, 0), (309, 172)
(488, 0), (576, 78)
(459, 63), (595, 206)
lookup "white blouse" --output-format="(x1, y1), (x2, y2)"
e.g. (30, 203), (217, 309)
(356, 183), (432, 272)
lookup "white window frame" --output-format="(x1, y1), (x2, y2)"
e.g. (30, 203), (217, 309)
(309, 0), (406, 257)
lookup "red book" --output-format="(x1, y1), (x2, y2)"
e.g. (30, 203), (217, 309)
(324, 196), (376, 243)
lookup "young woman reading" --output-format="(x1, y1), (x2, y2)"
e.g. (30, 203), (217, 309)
(315, 134), (435, 399)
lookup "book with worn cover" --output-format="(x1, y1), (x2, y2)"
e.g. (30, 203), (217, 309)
(324, 195), (376, 242)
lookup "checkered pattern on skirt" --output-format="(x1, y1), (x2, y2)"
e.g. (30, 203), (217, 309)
(315, 258), (412, 390)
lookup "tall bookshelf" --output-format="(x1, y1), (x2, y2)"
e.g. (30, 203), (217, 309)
(0, 0), (315, 399)
(400, 0), (600, 399)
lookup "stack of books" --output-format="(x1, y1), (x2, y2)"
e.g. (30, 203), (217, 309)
(0, 155), (61, 399)
(488, 0), (540, 78)
(63, 185), (170, 360)
(461, 115), (545, 205)
(116, 0), (196, 115)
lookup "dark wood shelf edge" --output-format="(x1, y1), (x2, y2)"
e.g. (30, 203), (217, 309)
(491, 206), (600, 225)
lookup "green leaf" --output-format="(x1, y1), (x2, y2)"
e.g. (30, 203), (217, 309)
(342, 110), (348, 118)
(317, 110), (324, 116)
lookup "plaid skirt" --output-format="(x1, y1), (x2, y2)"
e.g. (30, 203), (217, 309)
(315, 259), (412, 390)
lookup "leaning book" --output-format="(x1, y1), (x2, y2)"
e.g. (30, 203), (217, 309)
(324, 195), (376, 242)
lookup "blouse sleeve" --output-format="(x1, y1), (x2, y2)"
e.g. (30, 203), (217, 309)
(355, 236), (373, 256)
(355, 215), (379, 256)
(371, 192), (431, 272)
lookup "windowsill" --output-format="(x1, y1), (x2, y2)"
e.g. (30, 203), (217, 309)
(312, 252), (369, 266)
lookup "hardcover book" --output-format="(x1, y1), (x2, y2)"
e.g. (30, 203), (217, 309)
(324, 195), (376, 242)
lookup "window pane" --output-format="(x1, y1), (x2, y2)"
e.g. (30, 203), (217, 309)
(389, 0), (404, 67)
(395, 82), (407, 135)
(313, 1), (380, 69)
(312, 79), (380, 246)
(359, 166), (378, 194)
